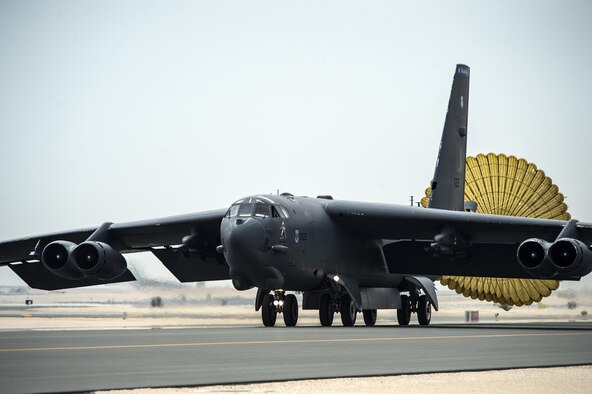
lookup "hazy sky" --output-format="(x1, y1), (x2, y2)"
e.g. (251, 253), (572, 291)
(1, 1), (591, 287)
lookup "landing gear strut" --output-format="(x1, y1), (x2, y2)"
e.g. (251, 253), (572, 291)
(261, 291), (299, 327)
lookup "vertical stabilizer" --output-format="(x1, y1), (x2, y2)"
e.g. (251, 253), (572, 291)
(428, 64), (470, 211)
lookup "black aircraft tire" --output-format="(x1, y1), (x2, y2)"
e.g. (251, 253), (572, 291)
(363, 309), (377, 326)
(261, 293), (277, 327)
(283, 294), (299, 327)
(397, 295), (411, 326)
(417, 294), (432, 326)
(340, 294), (357, 326)
(319, 294), (334, 327)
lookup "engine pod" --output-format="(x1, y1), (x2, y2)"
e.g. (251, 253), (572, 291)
(517, 238), (556, 278)
(71, 241), (128, 280)
(41, 240), (84, 280)
(548, 238), (592, 277)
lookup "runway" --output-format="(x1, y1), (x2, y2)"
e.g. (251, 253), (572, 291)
(1, 323), (591, 393)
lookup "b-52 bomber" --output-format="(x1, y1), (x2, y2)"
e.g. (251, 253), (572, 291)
(1, 65), (591, 327)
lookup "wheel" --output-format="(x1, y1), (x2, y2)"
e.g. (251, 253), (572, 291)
(340, 294), (357, 326)
(362, 309), (377, 326)
(417, 295), (432, 326)
(261, 293), (277, 327)
(283, 294), (299, 327)
(319, 294), (334, 327)
(397, 294), (411, 326)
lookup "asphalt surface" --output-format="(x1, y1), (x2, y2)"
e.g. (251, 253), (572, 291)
(1, 323), (591, 393)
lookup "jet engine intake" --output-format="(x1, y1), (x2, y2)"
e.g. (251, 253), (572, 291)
(548, 238), (592, 277)
(516, 238), (556, 278)
(71, 241), (128, 280)
(41, 241), (84, 279)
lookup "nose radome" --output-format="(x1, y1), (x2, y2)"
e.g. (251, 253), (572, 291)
(226, 218), (266, 254)
(223, 218), (267, 289)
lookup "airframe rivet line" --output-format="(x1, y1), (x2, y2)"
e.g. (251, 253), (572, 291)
(0, 331), (590, 353)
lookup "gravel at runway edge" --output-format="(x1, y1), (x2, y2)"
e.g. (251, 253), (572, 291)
(97, 365), (592, 394)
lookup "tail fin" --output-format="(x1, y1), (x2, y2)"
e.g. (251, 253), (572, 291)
(428, 64), (470, 211)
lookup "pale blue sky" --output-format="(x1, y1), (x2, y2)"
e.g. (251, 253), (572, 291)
(1, 1), (591, 286)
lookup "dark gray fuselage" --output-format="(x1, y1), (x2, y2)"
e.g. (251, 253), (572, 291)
(220, 194), (403, 292)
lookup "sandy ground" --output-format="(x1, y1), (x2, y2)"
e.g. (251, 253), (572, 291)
(1, 283), (590, 330)
(96, 366), (592, 394)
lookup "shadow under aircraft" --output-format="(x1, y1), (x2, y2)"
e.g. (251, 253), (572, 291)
(2, 64), (591, 327)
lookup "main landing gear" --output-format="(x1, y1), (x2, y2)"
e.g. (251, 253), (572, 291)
(261, 291), (298, 327)
(318, 293), (377, 327)
(397, 291), (432, 326)
(260, 289), (431, 327)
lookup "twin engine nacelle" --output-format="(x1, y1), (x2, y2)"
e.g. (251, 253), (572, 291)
(517, 238), (592, 279)
(41, 240), (127, 281)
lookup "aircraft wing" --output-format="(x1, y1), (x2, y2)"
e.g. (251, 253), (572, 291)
(325, 200), (592, 279)
(0, 209), (229, 290)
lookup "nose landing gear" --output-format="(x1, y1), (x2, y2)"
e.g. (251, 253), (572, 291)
(261, 291), (299, 327)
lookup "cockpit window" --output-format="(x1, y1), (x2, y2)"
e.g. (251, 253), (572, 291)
(238, 203), (255, 217)
(225, 198), (289, 219)
(226, 204), (239, 218)
(271, 206), (281, 218)
(225, 203), (263, 218)
(271, 205), (288, 218)
(254, 204), (270, 218)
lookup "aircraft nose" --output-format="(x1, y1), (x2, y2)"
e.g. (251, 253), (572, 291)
(226, 218), (265, 252)
(222, 218), (267, 290)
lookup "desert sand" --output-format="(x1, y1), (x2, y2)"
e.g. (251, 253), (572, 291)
(97, 366), (592, 394)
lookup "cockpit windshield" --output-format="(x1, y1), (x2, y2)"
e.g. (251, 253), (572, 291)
(254, 204), (270, 218)
(237, 203), (255, 217)
(225, 197), (288, 219)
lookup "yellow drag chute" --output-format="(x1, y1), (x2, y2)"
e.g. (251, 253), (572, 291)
(421, 153), (569, 306)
